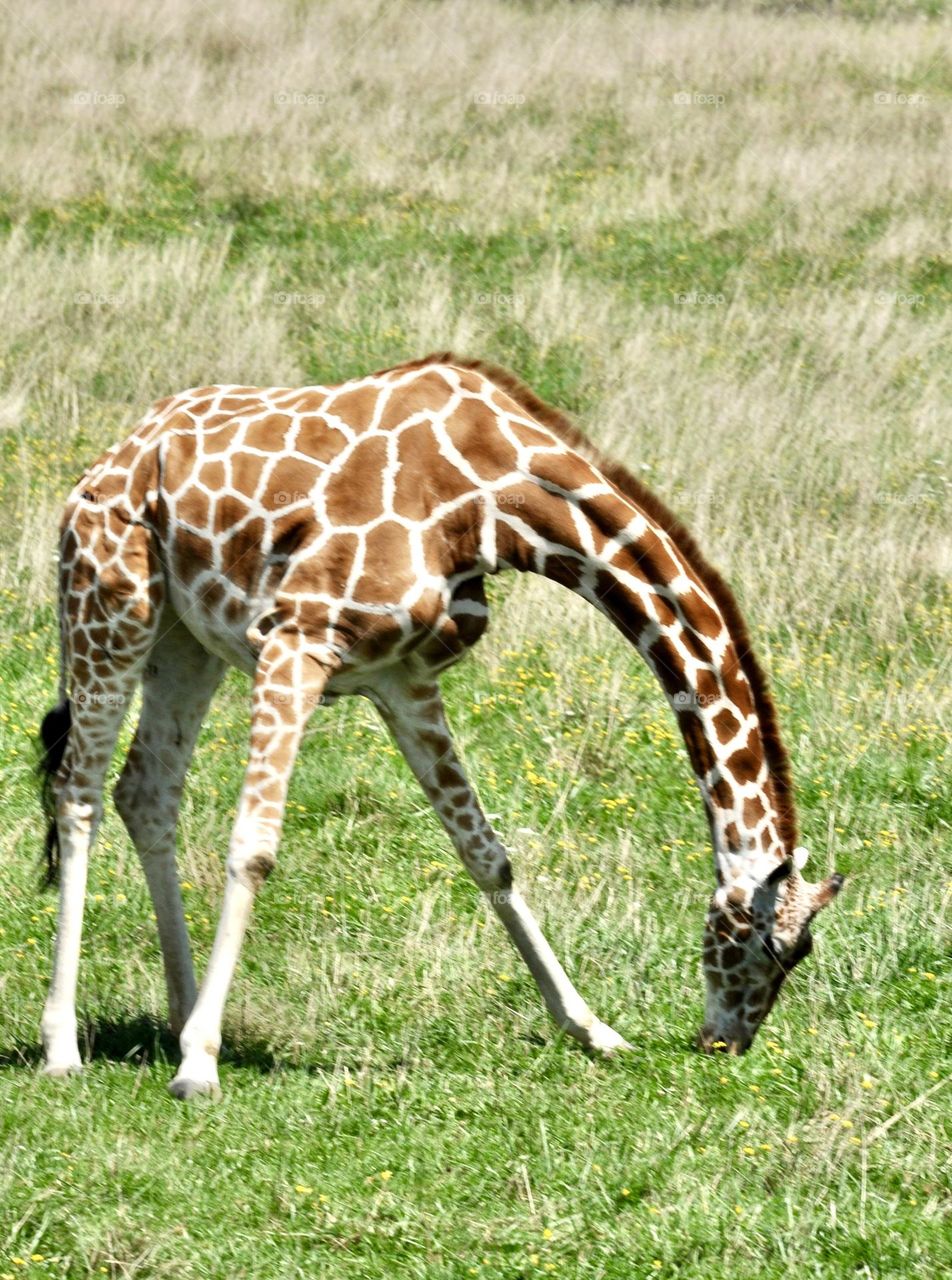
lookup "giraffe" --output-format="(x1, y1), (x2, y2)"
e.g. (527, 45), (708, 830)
(36, 352), (844, 1098)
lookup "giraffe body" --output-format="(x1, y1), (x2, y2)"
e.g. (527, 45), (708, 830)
(39, 354), (842, 1095)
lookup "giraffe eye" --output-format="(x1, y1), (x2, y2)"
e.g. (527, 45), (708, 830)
(766, 930), (814, 969)
(762, 935), (783, 962)
(789, 931), (814, 965)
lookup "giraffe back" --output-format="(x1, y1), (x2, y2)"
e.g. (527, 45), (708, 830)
(63, 363), (550, 675)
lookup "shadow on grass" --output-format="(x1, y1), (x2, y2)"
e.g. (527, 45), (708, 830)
(0, 1018), (685, 1074)
(0, 1014), (176, 1072)
(0, 1013), (428, 1077)
(0, 1014), (299, 1073)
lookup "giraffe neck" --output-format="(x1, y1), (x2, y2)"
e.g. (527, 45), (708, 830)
(490, 467), (794, 884)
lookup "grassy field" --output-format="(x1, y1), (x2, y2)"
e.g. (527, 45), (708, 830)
(0, 0), (950, 1276)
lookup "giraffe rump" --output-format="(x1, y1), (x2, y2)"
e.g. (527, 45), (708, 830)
(37, 699), (71, 887)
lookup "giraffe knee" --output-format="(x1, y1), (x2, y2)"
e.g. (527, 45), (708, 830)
(467, 848), (513, 893)
(55, 797), (100, 838)
(227, 848), (276, 893)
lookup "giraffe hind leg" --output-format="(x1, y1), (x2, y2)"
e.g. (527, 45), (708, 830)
(114, 613), (225, 1036)
(41, 502), (162, 1074)
(41, 657), (157, 1074)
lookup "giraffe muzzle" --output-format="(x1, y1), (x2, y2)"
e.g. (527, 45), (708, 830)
(696, 1028), (752, 1055)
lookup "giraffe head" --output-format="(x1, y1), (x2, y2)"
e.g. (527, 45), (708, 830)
(698, 847), (844, 1054)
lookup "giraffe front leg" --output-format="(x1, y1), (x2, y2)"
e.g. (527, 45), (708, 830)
(368, 671), (632, 1056)
(487, 885), (633, 1055)
(169, 633), (334, 1101)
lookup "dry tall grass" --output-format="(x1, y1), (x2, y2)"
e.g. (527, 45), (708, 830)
(1, 0), (948, 645)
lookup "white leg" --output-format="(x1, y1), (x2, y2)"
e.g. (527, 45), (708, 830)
(42, 801), (96, 1074)
(42, 680), (136, 1075)
(368, 670), (631, 1054)
(490, 887), (631, 1054)
(169, 632), (333, 1099)
(114, 617), (224, 1035)
(169, 878), (255, 1099)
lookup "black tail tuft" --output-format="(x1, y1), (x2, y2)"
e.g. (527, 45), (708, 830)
(38, 700), (71, 888)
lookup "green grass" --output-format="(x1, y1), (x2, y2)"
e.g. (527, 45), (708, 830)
(0, 1), (949, 1277)
(1, 610), (948, 1277)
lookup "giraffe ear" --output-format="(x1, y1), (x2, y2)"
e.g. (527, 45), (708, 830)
(765, 846), (810, 888)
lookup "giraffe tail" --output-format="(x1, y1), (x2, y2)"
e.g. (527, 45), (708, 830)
(37, 699), (71, 887)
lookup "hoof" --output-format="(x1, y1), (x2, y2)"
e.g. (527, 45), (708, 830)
(42, 1060), (82, 1079)
(168, 1075), (221, 1102)
(587, 1022), (633, 1057)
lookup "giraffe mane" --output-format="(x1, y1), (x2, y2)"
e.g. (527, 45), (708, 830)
(378, 350), (798, 858)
